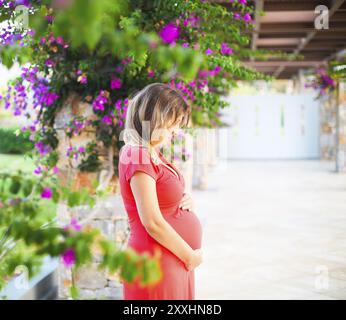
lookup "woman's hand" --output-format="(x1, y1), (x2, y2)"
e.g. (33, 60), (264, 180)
(184, 249), (203, 271)
(179, 193), (194, 211)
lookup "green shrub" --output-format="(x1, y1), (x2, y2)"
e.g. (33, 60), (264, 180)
(0, 128), (34, 155)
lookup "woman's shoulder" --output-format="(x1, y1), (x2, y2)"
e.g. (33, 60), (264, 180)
(119, 144), (154, 166)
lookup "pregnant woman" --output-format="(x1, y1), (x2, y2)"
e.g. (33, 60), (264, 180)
(118, 83), (203, 300)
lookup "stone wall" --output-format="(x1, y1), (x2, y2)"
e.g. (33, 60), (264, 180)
(57, 195), (129, 300)
(320, 92), (337, 161)
(54, 94), (129, 300)
(336, 81), (346, 172)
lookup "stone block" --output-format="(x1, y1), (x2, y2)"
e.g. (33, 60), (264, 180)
(74, 264), (108, 290)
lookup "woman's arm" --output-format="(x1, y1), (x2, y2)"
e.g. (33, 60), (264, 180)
(130, 171), (202, 270)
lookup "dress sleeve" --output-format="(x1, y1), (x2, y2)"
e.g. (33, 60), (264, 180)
(124, 146), (159, 183)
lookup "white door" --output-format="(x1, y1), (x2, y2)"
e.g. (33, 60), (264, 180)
(219, 93), (320, 159)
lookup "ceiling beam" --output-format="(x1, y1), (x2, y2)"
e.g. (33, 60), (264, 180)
(263, 1), (329, 11)
(244, 60), (327, 68)
(274, 0), (345, 77)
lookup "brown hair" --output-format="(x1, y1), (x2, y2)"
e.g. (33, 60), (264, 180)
(123, 83), (190, 149)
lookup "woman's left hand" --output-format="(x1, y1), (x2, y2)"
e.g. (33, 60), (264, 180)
(179, 193), (194, 211)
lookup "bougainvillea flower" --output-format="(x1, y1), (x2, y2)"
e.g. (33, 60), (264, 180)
(110, 78), (122, 90)
(220, 42), (233, 55)
(41, 187), (53, 199)
(64, 218), (82, 232)
(234, 13), (241, 20)
(148, 70), (155, 78)
(77, 73), (87, 84)
(205, 48), (213, 55)
(35, 141), (51, 155)
(243, 13), (252, 22)
(61, 248), (76, 268)
(92, 91), (109, 111)
(78, 146), (85, 153)
(34, 166), (42, 175)
(102, 115), (113, 125)
(159, 23), (180, 44)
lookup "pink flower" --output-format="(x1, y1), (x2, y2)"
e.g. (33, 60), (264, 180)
(34, 166), (42, 175)
(239, 0), (247, 4)
(243, 13), (252, 22)
(56, 36), (64, 45)
(205, 48), (213, 55)
(102, 115), (113, 125)
(45, 59), (54, 67)
(193, 43), (200, 50)
(92, 91), (109, 111)
(77, 73), (87, 84)
(159, 23), (180, 44)
(53, 166), (59, 174)
(111, 78), (122, 90)
(220, 42), (233, 55)
(78, 146), (85, 153)
(64, 218), (81, 232)
(182, 42), (189, 48)
(41, 187), (53, 199)
(148, 70), (155, 78)
(61, 248), (76, 268)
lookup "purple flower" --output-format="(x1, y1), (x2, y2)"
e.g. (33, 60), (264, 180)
(220, 42), (233, 55)
(77, 73), (87, 84)
(61, 248), (76, 268)
(92, 91), (109, 111)
(159, 23), (180, 44)
(64, 218), (81, 232)
(52, 166), (59, 174)
(148, 70), (155, 78)
(205, 48), (213, 55)
(45, 59), (54, 67)
(78, 146), (85, 153)
(182, 42), (189, 48)
(41, 187), (53, 199)
(243, 13), (252, 22)
(34, 166), (42, 175)
(56, 36), (64, 45)
(110, 78), (122, 90)
(35, 141), (51, 155)
(43, 92), (59, 106)
(102, 115), (113, 125)
(239, 0), (247, 4)
(209, 66), (222, 77)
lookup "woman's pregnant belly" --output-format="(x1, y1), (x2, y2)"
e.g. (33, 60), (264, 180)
(163, 208), (203, 250)
(127, 208), (203, 252)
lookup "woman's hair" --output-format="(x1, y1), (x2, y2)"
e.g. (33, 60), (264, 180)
(123, 83), (190, 151)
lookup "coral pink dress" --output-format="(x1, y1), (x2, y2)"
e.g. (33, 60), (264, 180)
(118, 144), (203, 300)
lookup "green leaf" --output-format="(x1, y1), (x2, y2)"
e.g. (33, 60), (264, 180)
(70, 285), (79, 300)
(67, 192), (81, 207)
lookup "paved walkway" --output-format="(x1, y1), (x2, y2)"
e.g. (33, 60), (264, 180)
(193, 160), (346, 299)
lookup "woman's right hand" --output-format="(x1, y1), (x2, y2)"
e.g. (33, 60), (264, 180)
(184, 249), (203, 271)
